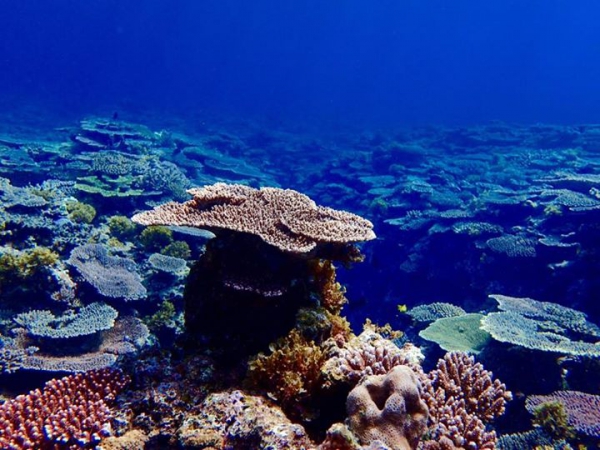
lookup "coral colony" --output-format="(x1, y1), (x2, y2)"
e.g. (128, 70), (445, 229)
(0, 118), (600, 449)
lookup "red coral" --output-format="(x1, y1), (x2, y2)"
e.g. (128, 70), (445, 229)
(0, 368), (129, 449)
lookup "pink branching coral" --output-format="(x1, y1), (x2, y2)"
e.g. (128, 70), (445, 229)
(0, 368), (130, 449)
(419, 352), (512, 450)
(322, 330), (422, 388)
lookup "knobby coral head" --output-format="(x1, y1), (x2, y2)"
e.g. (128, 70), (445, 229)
(131, 182), (376, 254)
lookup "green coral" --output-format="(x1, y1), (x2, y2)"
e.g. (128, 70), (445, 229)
(532, 401), (575, 441)
(161, 241), (191, 259)
(0, 247), (59, 289)
(419, 313), (491, 354)
(140, 226), (174, 252)
(368, 197), (389, 216)
(544, 204), (564, 216)
(75, 175), (145, 197)
(108, 215), (138, 239)
(146, 300), (177, 330)
(66, 200), (96, 224)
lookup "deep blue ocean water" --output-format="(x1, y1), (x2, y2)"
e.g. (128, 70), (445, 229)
(1, 2), (600, 449)
(2, 0), (600, 126)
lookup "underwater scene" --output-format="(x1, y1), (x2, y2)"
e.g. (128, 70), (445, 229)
(1, 1), (600, 449)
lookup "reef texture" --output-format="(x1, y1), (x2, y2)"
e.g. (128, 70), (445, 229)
(526, 390), (600, 438)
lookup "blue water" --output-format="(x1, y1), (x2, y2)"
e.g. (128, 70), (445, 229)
(2, 0), (600, 125)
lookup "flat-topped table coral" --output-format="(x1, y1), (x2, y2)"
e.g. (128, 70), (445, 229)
(132, 183), (375, 362)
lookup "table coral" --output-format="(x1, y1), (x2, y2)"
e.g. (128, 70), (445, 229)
(68, 244), (147, 301)
(132, 183), (375, 254)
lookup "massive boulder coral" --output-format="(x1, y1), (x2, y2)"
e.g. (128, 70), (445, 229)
(346, 365), (429, 450)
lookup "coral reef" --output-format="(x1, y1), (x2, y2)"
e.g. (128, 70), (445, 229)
(177, 390), (314, 449)
(481, 294), (600, 357)
(68, 244), (147, 301)
(247, 328), (327, 421)
(65, 199), (97, 224)
(418, 314), (491, 354)
(407, 303), (466, 324)
(322, 329), (420, 387)
(14, 302), (118, 339)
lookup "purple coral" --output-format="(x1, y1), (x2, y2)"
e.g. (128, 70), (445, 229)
(322, 330), (423, 387)
(419, 352), (512, 450)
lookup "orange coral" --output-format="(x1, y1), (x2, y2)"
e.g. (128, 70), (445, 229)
(310, 259), (349, 315)
(247, 328), (326, 421)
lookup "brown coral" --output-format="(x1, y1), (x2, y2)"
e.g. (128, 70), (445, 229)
(177, 390), (315, 449)
(310, 259), (349, 315)
(346, 365), (429, 450)
(247, 328), (327, 421)
(132, 183), (376, 254)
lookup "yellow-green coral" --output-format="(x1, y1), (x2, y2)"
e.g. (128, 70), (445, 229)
(532, 401), (575, 441)
(161, 241), (191, 259)
(0, 247), (59, 287)
(140, 225), (173, 252)
(108, 215), (138, 239)
(145, 300), (176, 330)
(66, 200), (96, 224)
(544, 204), (564, 216)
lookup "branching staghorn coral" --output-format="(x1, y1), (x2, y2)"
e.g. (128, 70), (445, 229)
(419, 352), (512, 450)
